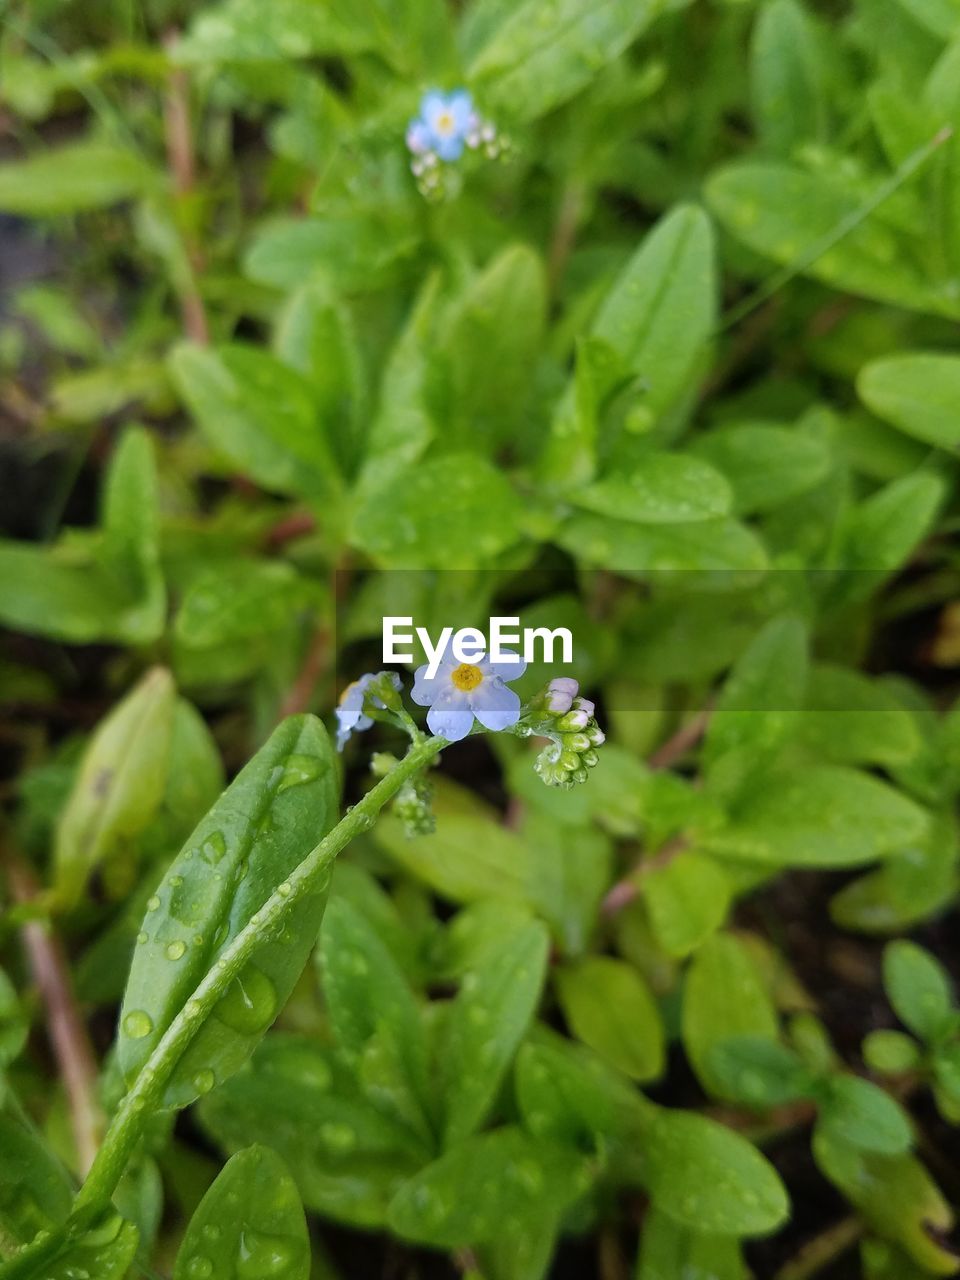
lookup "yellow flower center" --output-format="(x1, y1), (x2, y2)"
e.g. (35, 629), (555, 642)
(436, 111), (454, 135)
(451, 663), (483, 692)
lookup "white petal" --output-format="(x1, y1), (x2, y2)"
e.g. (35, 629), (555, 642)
(470, 678), (521, 732)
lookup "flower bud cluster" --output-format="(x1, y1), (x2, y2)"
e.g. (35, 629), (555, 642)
(518, 678), (605, 789)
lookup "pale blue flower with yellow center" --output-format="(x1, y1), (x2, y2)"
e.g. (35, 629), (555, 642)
(411, 645), (526, 741)
(407, 89), (477, 163)
(335, 671), (401, 752)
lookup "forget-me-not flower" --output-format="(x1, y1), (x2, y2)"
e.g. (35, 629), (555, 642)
(407, 90), (477, 163)
(411, 644), (526, 742)
(335, 671), (402, 751)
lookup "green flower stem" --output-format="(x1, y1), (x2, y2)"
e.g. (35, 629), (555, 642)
(70, 733), (446, 1224)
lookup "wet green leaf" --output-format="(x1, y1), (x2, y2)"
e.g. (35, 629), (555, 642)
(555, 955), (665, 1082)
(117, 714), (338, 1107)
(173, 1145), (309, 1280)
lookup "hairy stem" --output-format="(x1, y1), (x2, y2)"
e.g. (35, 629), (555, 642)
(70, 734), (445, 1221)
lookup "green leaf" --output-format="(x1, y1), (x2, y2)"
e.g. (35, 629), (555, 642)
(701, 767), (929, 868)
(244, 214), (418, 293)
(175, 0), (368, 63)
(817, 1076), (913, 1155)
(0, 140), (150, 215)
(643, 1108), (790, 1237)
(521, 815), (613, 955)
(858, 352), (960, 449)
(814, 1131), (957, 1274)
(173, 1146), (309, 1280)
(352, 453), (523, 568)
(317, 896), (431, 1141)
(356, 275), (439, 496)
(468, 0), (668, 122)
(442, 245), (547, 447)
(571, 452), (732, 524)
(645, 853), (732, 958)
(387, 1127), (593, 1247)
(690, 423), (832, 515)
(442, 919), (550, 1144)
(750, 0), (827, 155)
(555, 955), (665, 1082)
(117, 714), (338, 1108)
(863, 1029), (922, 1074)
(707, 163), (959, 318)
(274, 278), (365, 475)
(169, 343), (340, 502)
(174, 561), (315, 652)
(9, 1218), (140, 1280)
(682, 934), (778, 1098)
(835, 473), (944, 582)
(54, 667), (177, 909)
(705, 1036), (813, 1108)
(0, 968), (27, 1067)
(703, 615), (809, 790)
(0, 1105), (73, 1249)
(199, 1035), (428, 1228)
(592, 205), (716, 426)
(375, 786), (536, 905)
(884, 940), (956, 1042)
(0, 427), (165, 645)
(557, 512), (768, 574)
(797, 667), (922, 767)
(514, 1034), (653, 1153)
(637, 1207), (747, 1280)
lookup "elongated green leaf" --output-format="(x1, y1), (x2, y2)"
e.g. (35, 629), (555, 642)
(884, 940), (956, 1042)
(0, 141), (150, 215)
(317, 896), (431, 1140)
(690, 423), (832, 515)
(173, 1146), (309, 1280)
(388, 1127), (593, 1247)
(352, 454), (523, 567)
(169, 343), (339, 501)
(644, 1108), (790, 1236)
(442, 919), (550, 1144)
(701, 767), (929, 868)
(797, 667), (922, 766)
(646, 853), (732, 958)
(375, 787), (536, 904)
(557, 512), (768, 574)
(836, 473), (944, 577)
(682, 934), (778, 1098)
(750, 0), (827, 155)
(199, 1035), (428, 1228)
(175, 0), (368, 63)
(442, 245), (547, 446)
(592, 205), (716, 425)
(54, 667), (177, 909)
(555, 955), (665, 1081)
(858, 353), (960, 449)
(814, 1131), (957, 1273)
(0, 1106), (73, 1250)
(117, 714), (338, 1107)
(707, 163), (959, 317)
(572, 453), (731, 524)
(704, 615), (809, 786)
(818, 1076), (913, 1155)
(469, 0), (668, 121)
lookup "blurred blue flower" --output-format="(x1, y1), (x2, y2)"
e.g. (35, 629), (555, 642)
(411, 644), (525, 741)
(335, 671), (401, 751)
(407, 89), (477, 162)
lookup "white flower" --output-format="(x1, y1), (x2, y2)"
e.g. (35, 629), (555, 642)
(411, 645), (526, 741)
